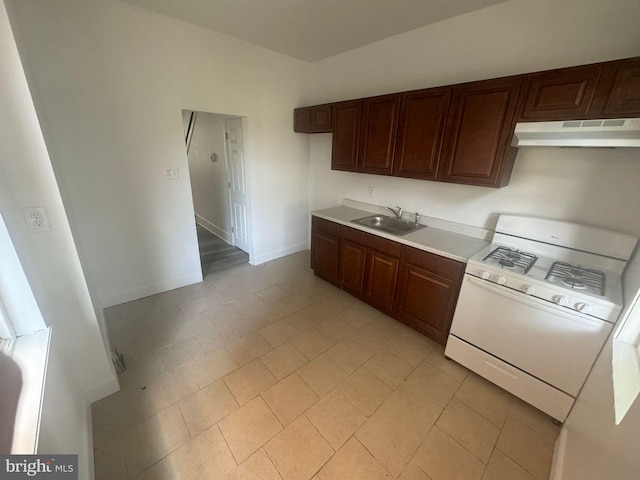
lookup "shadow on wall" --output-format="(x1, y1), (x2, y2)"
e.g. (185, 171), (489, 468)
(0, 351), (22, 453)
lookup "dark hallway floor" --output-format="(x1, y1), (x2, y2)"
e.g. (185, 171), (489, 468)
(197, 224), (249, 277)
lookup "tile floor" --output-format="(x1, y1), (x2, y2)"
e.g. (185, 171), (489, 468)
(94, 251), (560, 480)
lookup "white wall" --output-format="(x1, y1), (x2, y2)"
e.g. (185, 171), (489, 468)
(0, 1), (115, 476)
(309, 0), (640, 104)
(310, 137), (640, 237)
(558, 337), (640, 479)
(187, 112), (233, 242)
(7, 0), (312, 307)
(308, 0), (640, 239)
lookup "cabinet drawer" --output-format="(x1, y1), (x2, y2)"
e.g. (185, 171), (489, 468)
(402, 246), (464, 280)
(341, 226), (402, 257)
(312, 216), (341, 236)
(445, 335), (573, 421)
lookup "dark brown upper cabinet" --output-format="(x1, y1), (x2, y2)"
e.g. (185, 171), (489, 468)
(298, 56), (640, 188)
(518, 64), (604, 121)
(293, 107), (311, 132)
(293, 104), (332, 133)
(357, 94), (401, 175)
(331, 100), (362, 172)
(393, 88), (451, 180)
(310, 104), (332, 132)
(438, 76), (522, 187)
(600, 57), (640, 116)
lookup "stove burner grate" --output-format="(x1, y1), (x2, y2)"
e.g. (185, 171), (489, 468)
(545, 261), (606, 296)
(483, 246), (538, 273)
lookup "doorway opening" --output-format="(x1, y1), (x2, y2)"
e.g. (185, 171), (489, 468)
(182, 110), (252, 278)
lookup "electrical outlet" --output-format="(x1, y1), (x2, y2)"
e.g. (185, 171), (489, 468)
(165, 167), (179, 179)
(23, 206), (51, 232)
(367, 186), (375, 198)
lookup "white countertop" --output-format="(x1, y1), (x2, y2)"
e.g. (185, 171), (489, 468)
(312, 206), (490, 263)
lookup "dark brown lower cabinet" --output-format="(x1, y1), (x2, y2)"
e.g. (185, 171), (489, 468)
(340, 240), (366, 296)
(364, 250), (399, 313)
(395, 246), (465, 345)
(310, 217), (341, 286)
(339, 227), (400, 315)
(312, 217), (464, 344)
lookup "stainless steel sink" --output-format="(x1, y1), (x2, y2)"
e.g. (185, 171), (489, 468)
(351, 215), (426, 236)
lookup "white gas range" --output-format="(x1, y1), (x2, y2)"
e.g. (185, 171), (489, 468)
(445, 215), (638, 422)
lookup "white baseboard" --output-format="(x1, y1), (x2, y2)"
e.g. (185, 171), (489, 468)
(251, 242), (308, 266)
(550, 427), (568, 480)
(85, 374), (120, 404)
(195, 214), (232, 244)
(100, 273), (203, 308)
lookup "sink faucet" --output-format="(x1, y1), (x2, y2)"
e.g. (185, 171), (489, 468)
(385, 206), (403, 219)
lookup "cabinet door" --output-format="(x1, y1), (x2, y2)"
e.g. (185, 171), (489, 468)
(311, 230), (341, 285)
(364, 250), (399, 313)
(395, 263), (460, 345)
(393, 88), (450, 180)
(310, 104), (333, 133)
(519, 65), (604, 120)
(340, 240), (367, 296)
(311, 224), (341, 286)
(439, 76), (521, 187)
(293, 107), (311, 132)
(331, 100), (362, 171)
(358, 94), (401, 175)
(601, 58), (640, 116)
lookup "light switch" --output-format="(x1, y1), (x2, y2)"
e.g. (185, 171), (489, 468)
(165, 167), (179, 179)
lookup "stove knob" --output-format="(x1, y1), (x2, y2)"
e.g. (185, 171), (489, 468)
(553, 295), (569, 306)
(523, 285), (536, 295)
(575, 302), (591, 313)
(480, 271), (491, 280)
(496, 276), (507, 285)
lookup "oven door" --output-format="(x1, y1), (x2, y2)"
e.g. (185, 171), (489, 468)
(449, 275), (612, 396)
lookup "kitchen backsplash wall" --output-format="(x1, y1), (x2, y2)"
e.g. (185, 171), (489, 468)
(309, 134), (640, 238)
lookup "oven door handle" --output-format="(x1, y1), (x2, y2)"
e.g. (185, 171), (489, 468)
(464, 275), (605, 329)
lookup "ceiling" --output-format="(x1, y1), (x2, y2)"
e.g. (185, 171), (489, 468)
(121, 0), (508, 61)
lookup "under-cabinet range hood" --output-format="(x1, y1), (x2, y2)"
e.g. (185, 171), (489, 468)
(512, 118), (640, 147)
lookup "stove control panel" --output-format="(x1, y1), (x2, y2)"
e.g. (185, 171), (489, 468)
(464, 263), (619, 322)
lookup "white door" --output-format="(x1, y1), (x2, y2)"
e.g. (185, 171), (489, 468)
(225, 118), (250, 253)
